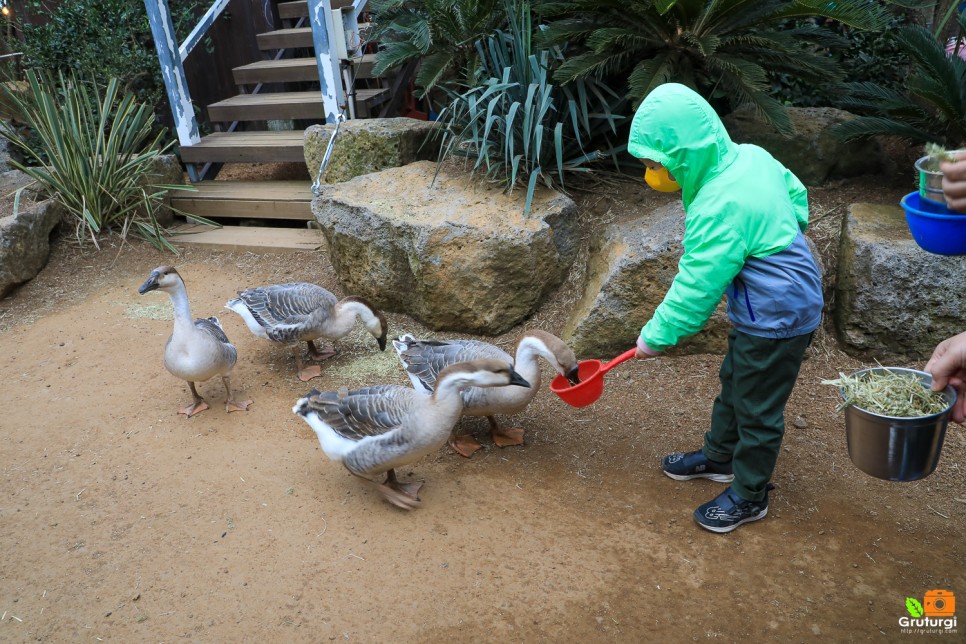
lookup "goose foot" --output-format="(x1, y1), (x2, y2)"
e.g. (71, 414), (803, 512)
(489, 417), (525, 448)
(307, 341), (337, 361)
(179, 401), (209, 417)
(298, 365), (322, 382)
(379, 471), (423, 510)
(449, 434), (483, 458)
(226, 399), (253, 413)
(492, 426), (525, 448)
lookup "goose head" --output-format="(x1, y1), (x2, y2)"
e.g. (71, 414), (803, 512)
(138, 265), (183, 295)
(520, 330), (581, 385)
(435, 359), (531, 395)
(343, 296), (388, 351)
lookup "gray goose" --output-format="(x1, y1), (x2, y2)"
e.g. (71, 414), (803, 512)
(292, 359), (530, 510)
(138, 266), (252, 417)
(226, 282), (388, 381)
(392, 330), (579, 456)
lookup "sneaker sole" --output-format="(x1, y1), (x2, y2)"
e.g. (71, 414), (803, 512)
(694, 507), (768, 533)
(663, 470), (734, 483)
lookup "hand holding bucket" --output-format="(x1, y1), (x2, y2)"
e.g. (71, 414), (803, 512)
(550, 348), (638, 408)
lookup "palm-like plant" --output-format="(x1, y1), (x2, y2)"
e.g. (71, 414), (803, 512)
(0, 70), (207, 251)
(536, 0), (901, 134)
(433, 0), (627, 214)
(832, 16), (966, 147)
(368, 0), (506, 97)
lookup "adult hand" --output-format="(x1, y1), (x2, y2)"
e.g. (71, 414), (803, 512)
(940, 149), (966, 214)
(924, 330), (966, 422)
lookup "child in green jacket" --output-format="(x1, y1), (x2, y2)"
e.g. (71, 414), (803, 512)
(629, 83), (824, 533)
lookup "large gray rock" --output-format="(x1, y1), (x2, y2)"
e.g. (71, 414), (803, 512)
(563, 203), (730, 359)
(312, 161), (580, 334)
(834, 203), (966, 361)
(304, 118), (441, 185)
(0, 197), (64, 297)
(722, 105), (882, 186)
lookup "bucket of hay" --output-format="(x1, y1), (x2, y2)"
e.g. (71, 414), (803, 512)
(828, 367), (955, 482)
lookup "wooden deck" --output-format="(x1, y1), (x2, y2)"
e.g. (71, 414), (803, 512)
(171, 180), (314, 220)
(169, 223), (324, 254)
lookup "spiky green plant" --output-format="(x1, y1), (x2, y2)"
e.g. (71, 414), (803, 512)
(536, 0), (905, 134)
(831, 16), (966, 147)
(0, 70), (209, 251)
(368, 0), (506, 97)
(433, 0), (627, 214)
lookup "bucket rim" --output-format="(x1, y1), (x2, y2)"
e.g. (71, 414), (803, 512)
(839, 366), (956, 420)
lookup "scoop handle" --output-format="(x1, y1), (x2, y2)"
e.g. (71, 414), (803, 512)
(599, 347), (639, 375)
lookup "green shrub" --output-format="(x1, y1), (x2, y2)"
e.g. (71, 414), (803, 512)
(433, 0), (627, 214)
(368, 0), (507, 97)
(0, 70), (210, 252)
(831, 15), (966, 147)
(536, 0), (896, 134)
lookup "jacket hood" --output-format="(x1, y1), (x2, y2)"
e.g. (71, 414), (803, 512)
(627, 83), (738, 206)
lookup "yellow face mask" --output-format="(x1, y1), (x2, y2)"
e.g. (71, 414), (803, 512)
(644, 166), (681, 192)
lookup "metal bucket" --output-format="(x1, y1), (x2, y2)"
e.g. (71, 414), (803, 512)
(842, 367), (955, 482)
(916, 150), (966, 210)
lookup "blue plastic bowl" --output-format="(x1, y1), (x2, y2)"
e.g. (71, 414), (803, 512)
(900, 191), (966, 256)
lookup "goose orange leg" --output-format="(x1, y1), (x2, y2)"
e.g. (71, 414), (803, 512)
(449, 428), (483, 458)
(306, 340), (337, 361)
(179, 382), (209, 417)
(489, 416), (524, 448)
(221, 375), (253, 413)
(377, 469), (423, 510)
(293, 346), (322, 382)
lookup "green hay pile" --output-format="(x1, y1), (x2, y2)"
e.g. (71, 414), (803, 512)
(823, 369), (949, 417)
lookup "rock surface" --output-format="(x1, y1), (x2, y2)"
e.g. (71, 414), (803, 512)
(312, 161), (579, 334)
(563, 202), (730, 359)
(834, 202), (966, 361)
(304, 118), (441, 186)
(722, 105), (882, 186)
(0, 196), (64, 297)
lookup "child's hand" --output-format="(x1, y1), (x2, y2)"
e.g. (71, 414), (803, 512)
(636, 336), (661, 359)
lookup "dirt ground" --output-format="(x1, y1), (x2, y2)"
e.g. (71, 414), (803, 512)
(1, 164), (964, 642)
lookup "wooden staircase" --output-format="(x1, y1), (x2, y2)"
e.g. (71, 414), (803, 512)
(169, 0), (391, 253)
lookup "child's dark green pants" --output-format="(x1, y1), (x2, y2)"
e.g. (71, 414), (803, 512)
(702, 329), (813, 502)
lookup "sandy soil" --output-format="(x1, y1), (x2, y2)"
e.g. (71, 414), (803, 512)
(0, 170), (964, 642)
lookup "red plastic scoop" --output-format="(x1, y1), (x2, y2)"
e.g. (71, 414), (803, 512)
(550, 347), (638, 408)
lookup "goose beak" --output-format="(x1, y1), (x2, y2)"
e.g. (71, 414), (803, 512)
(138, 271), (160, 295)
(508, 365), (530, 388)
(377, 334), (387, 351)
(565, 365), (581, 386)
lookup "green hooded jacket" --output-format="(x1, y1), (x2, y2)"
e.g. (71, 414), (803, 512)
(628, 83), (822, 351)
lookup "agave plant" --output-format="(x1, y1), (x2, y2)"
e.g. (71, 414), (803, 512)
(0, 70), (208, 251)
(368, 0), (506, 97)
(536, 0), (905, 134)
(433, 0), (627, 214)
(832, 15), (966, 147)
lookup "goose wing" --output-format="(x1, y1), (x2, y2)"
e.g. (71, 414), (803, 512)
(236, 283), (338, 328)
(300, 385), (418, 441)
(396, 338), (512, 392)
(194, 316), (237, 365)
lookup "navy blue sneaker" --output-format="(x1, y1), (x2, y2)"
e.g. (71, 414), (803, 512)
(661, 450), (734, 482)
(693, 485), (774, 533)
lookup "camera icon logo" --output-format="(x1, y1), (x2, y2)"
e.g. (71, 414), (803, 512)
(924, 590), (956, 617)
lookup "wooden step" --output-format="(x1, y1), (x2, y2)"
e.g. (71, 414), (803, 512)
(180, 131), (306, 164)
(257, 27), (314, 51)
(171, 180), (314, 220)
(169, 223), (324, 254)
(277, 0), (353, 20)
(208, 91), (326, 121)
(233, 58), (318, 84)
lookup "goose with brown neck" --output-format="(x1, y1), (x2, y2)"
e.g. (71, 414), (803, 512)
(138, 266), (252, 417)
(292, 359), (530, 510)
(392, 330), (580, 457)
(226, 282), (388, 382)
